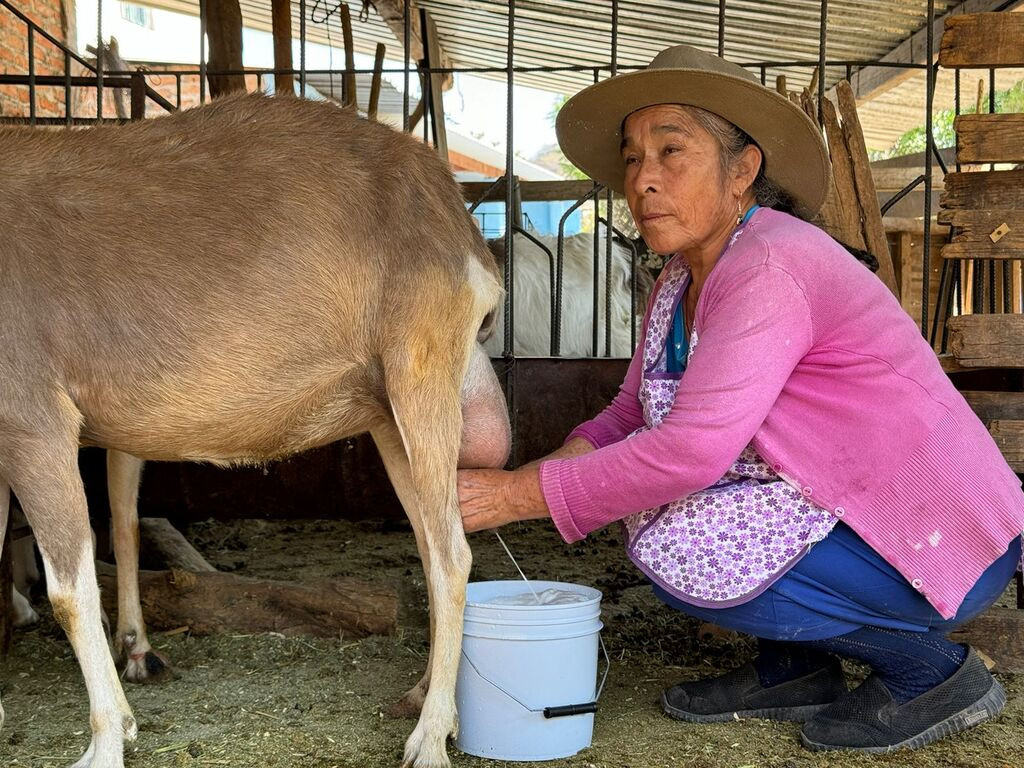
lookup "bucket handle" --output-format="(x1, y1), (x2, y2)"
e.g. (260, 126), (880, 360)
(460, 635), (610, 718)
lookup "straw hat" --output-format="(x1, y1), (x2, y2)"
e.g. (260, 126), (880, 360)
(555, 45), (831, 220)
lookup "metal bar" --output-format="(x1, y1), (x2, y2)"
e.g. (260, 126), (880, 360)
(176, 73), (182, 109)
(301, 0), (307, 95)
(921, 0), (935, 335)
(605, 191), (613, 357)
(591, 69), (600, 357)
(403, 0), (410, 132)
(510, 224), (557, 352)
(28, 26), (35, 126)
(760, 64), (766, 84)
(880, 175), (925, 217)
(718, 0), (726, 57)
(64, 50), (71, 127)
(610, 0), (619, 76)
(504, 0), (516, 358)
(817, 0), (828, 126)
(97, 0), (104, 121)
(199, 0), (206, 103)
(468, 178), (505, 214)
(0, 0), (96, 71)
(555, 185), (605, 356)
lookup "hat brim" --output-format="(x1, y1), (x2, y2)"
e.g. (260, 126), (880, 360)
(555, 69), (831, 220)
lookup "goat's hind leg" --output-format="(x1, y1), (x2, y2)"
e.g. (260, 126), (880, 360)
(1, 416), (136, 768)
(108, 450), (171, 683)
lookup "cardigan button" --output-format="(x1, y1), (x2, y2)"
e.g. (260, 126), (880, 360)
(833, 506), (845, 517)
(911, 578), (923, 590)
(801, 486), (812, 496)
(772, 463), (782, 472)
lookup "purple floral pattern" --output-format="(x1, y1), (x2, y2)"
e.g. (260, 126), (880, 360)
(623, 231), (837, 606)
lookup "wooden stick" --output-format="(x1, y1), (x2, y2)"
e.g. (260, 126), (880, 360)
(822, 96), (866, 250)
(837, 81), (899, 297)
(807, 66), (819, 101)
(139, 518), (217, 573)
(368, 43), (386, 121)
(340, 3), (357, 108)
(270, 0), (294, 97)
(977, 78), (985, 115)
(775, 74), (787, 97)
(97, 568), (398, 638)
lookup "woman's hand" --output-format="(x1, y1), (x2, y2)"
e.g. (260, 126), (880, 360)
(458, 466), (550, 533)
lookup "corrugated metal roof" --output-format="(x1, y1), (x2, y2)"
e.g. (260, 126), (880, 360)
(138, 1), (1022, 152)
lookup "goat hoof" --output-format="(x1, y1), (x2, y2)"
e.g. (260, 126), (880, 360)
(385, 684), (428, 719)
(122, 649), (175, 684)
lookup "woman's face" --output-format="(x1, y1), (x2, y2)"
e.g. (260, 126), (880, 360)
(621, 105), (736, 256)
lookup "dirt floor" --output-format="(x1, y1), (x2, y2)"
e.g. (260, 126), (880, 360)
(1, 516), (1021, 768)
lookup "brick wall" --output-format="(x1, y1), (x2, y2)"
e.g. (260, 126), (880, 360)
(0, 0), (71, 117)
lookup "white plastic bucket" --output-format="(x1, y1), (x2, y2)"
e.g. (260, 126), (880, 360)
(455, 580), (606, 761)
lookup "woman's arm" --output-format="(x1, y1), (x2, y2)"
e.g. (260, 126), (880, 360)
(459, 438), (594, 533)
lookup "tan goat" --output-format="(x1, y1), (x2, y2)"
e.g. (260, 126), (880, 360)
(0, 93), (509, 768)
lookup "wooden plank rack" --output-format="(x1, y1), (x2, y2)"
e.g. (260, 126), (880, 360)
(937, 10), (1024, 674)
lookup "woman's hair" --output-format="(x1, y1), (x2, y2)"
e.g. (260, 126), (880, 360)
(680, 105), (794, 213)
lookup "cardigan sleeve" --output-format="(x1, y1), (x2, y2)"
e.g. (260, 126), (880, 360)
(543, 261), (814, 543)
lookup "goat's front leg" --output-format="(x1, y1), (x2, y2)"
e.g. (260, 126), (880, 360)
(5, 430), (136, 768)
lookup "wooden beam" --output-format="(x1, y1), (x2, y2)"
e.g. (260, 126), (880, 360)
(955, 114), (1024, 164)
(837, 82), (899, 297)
(942, 242), (1024, 260)
(940, 12), (1024, 67)
(837, 1), (1024, 105)
(960, 390), (1024, 420)
(339, 2), (357, 108)
(947, 313), (1024, 367)
(368, 43), (386, 121)
(270, 0), (293, 96)
(938, 210), (1024, 253)
(989, 420), (1024, 469)
(952, 607), (1024, 673)
(941, 170), (1024, 210)
(98, 568), (398, 638)
(371, 0), (453, 90)
(205, 0), (247, 98)
(461, 179), (596, 205)
(823, 97), (866, 250)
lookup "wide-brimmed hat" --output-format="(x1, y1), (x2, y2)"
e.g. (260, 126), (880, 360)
(556, 45), (831, 220)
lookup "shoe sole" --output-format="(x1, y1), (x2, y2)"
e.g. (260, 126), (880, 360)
(661, 691), (832, 724)
(800, 678), (1007, 753)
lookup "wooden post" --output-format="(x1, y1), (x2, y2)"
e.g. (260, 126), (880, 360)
(129, 71), (146, 120)
(836, 81), (899, 297)
(271, 0), (294, 96)
(775, 74), (787, 97)
(821, 96), (866, 250)
(368, 43), (386, 120)
(205, 0), (246, 98)
(340, 3), (357, 108)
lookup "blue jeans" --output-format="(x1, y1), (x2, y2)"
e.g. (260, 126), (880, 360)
(653, 523), (1020, 641)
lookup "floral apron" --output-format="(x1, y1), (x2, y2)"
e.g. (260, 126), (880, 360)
(623, 223), (837, 608)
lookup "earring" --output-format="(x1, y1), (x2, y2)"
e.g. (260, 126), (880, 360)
(735, 199), (743, 226)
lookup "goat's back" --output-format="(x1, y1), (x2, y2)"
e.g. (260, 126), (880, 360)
(0, 95), (498, 459)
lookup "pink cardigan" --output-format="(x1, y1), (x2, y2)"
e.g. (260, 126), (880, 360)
(540, 207), (1024, 619)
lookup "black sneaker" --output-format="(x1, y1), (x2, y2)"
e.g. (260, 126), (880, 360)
(800, 649), (1005, 753)
(662, 659), (848, 723)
